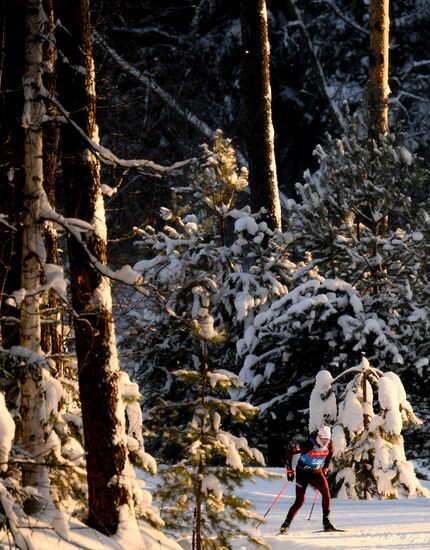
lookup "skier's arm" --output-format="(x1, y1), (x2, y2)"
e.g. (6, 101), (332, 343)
(323, 440), (334, 470)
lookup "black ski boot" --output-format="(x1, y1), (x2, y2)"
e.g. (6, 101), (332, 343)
(279, 519), (291, 534)
(323, 513), (336, 532)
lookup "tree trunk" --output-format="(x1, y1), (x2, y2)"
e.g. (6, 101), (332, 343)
(20, 0), (50, 493)
(240, 0), (282, 231)
(55, 0), (134, 534)
(40, 0), (63, 364)
(368, 0), (390, 138)
(194, 342), (208, 550)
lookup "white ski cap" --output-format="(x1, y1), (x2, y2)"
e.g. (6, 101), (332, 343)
(318, 425), (331, 440)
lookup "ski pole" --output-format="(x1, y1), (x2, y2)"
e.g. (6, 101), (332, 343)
(307, 489), (319, 521)
(256, 479), (290, 528)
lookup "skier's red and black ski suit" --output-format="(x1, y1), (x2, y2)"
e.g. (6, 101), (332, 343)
(284, 433), (334, 523)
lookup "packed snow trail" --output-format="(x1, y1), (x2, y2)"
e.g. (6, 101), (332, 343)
(232, 468), (430, 549)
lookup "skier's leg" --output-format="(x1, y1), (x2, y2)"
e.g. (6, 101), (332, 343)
(312, 471), (331, 514)
(280, 471), (309, 532)
(312, 472), (336, 531)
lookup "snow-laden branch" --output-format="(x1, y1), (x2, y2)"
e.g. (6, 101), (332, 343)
(286, 0), (346, 133)
(0, 214), (16, 231)
(40, 194), (148, 288)
(38, 194), (168, 304)
(42, 90), (195, 174)
(331, 365), (383, 384)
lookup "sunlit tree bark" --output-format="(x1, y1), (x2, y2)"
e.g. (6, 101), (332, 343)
(40, 0), (63, 363)
(368, 0), (390, 138)
(240, 0), (282, 231)
(55, 0), (135, 534)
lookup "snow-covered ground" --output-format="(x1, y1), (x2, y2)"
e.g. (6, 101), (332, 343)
(1, 468), (429, 549)
(233, 468), (430, 550)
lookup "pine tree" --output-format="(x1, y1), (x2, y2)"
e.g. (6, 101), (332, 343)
(240, 0), (282, 230)
(123, 133), (290, 545)
(56, 0), (140, 533)
(151, 335), (269, 550)
(123, 133), (294, 462)
(287, 114), (430, 395)
(368, 0), (390, 139)
(309, 356), (429, 499)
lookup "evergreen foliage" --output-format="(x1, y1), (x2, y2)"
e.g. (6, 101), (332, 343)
(287, 114), (430, 395)
(309, 356), (430, 500)
(124, 133), (294, 544)
(237, 275), (404, 454)
(124, 132), (294, 459)
(151, 340), (270, 549)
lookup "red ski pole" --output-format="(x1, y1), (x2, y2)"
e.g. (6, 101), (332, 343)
(307, 489), (319, 521)
(256, 479), (290, 528)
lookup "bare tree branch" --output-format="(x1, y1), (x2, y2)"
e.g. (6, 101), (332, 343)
(286, 0), (346, 133)
(323, 0), (369, 36)
(94, 32), (247, 166)
(95, 32), (215, 141)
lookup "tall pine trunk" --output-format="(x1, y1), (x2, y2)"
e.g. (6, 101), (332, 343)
(368, 0), (390, 138)
(55, 0), (134, 534)
(368, 0), (390, 291)
(240, 0), (282, 231)
(20, 0), (50, 493)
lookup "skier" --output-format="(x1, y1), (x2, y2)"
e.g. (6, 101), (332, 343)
(279, 425), (336, 534)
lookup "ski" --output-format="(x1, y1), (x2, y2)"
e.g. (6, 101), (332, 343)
(312, 528), (347, 533)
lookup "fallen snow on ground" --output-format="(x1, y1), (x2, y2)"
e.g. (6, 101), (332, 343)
(232, 468), (430, 550)
(0, 515), (183, 550)
(1, 468), (429, 549)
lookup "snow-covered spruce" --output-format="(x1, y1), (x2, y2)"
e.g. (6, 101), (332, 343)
(119, 133), (295, 547)
(238, 275), (405, 450)
(309, 356), (429, 499)
(122, 132), (294, 458)
(287, 115), (430, 399)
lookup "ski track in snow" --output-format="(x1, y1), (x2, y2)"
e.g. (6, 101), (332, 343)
(232, 469), (430, 550)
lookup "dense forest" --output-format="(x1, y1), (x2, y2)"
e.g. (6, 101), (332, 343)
(1, 0), (430, 548)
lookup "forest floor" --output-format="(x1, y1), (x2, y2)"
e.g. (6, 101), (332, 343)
(1, 466), (429, 549)
(233, 466), (430, 549)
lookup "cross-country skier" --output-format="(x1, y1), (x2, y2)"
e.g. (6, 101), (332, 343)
(279, 425), (336, 534)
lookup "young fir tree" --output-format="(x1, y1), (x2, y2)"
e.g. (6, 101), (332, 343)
(124, 132), (294, 460)
(287, 113), (430, 395)
(309, 356), (429, 500)
(150, 309), (269, 550)
(125, 132), (294, 546)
